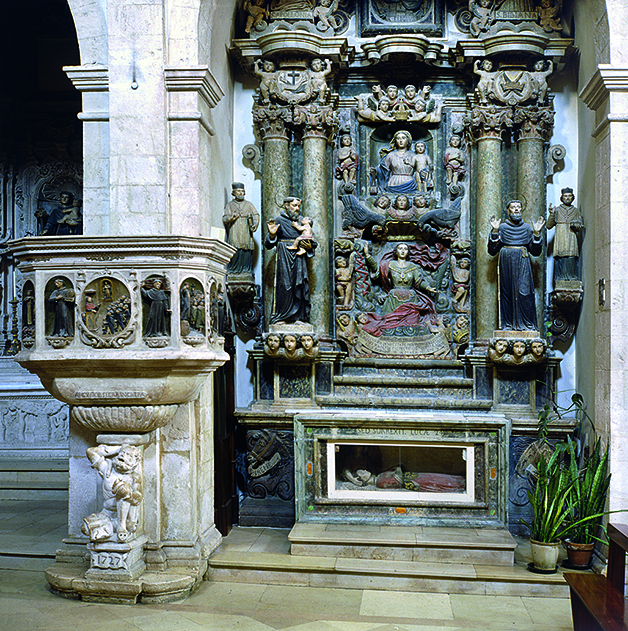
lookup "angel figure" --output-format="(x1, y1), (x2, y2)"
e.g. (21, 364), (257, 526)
(474, 59), (495, 105)
(244, 0), (268, 33)
(313, 0), (339, 30)
(254, 59), (276, 103)
(335, 251), (356, 309)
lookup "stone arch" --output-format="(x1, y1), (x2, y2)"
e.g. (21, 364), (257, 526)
(65, 0), (108, 65)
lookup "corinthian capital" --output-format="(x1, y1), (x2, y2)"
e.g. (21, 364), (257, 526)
(293, 103), (338, 141)
(513, 106), (555, 141)
(252, 104), (292, 141)
(465, 105), (513, 141)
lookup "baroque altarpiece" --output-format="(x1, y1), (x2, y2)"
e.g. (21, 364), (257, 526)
(229, 0), (578, 533)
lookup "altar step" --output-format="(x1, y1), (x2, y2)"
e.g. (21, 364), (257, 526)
(321, 360), (492, 409)
(206, 525), (574, 598)
(0, 458), (68, 501)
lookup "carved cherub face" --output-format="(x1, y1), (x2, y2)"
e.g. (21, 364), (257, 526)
(311, 58), (322, 72)
(395, 195), (409, 210)
(340, 134), (351, 147)
(375, 196), (391, 210)
(450, 135), (461, 147)
(284, 335), (297, 352)
(483, 60), (493, 71)
(267, 334), (280, 351)
(531, 341), (545, 357)
(415, 142), (426, 154)
(263, 60), (275, 73)
(404, 85), (416, 99)
(386, 85), (398, 100)
(456, 315), (469, 329)
(413, 195), (427, 208)
(114, 446), (141, 473)
(459, 258), (470, 269)
(534, 60), (545, 72)
(336, 257), (347, 268)
(301, 335), (314, 350)
(338, 314), (351, 326)
(357, 313), (369, 325)
(379, 99), (390, 112)
(513, 341), (526, 358)
(494, 339), (508, 355)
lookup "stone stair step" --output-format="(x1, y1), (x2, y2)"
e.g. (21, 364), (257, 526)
(289, 523), (517, 566)
(317, 395), (493, 409)
(206, 548), (571, 598)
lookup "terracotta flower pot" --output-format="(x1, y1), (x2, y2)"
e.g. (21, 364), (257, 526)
(563, 539), (595, 568)
(530, 538), (560, 572)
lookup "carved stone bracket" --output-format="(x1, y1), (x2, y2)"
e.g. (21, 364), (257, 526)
(547, 283), (583, 343)
(488, 336), (547, 366)
(227, 279), (262, 334)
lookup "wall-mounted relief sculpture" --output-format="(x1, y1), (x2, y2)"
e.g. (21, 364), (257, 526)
(180, 278), (206, 346)
(141, 277), (171, 347)
(358, 0), (444, 36)
(444, 133), (466, 197)
(77, 277), (135, 349)
(335, 133), (359, 193)
(21, 281), (35, 349)
(488, 337), (547, 365)
(245, 429), (294, 502)
(39, 190), (83, 236)
(241, 0), (350, 36)
(45, 276), (75, 348)
(488, 200), (545, 332)
(357, 86), (443, 126)
(82, 443), (143, 543)
(263, 332), (320, 360)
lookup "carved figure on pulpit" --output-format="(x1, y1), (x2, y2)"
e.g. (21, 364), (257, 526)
(538, 0), (562, 32)
(223, 182), (260, 275)
(531, 60), (553, 105)
(413, 142), (434, 193)
(371, 130), (424, 196)
(444, 135), (466, 187)
(335, 134), (359, 187)
(547, 187), (583, 283)
(360, 242), (439, 337)
(474, 59), (495, 105)
(82, 444), (142, 543)
(335, 252), (356, 309)
(254, 59), (277, 103)
(49, 278), (75, 337)
(141, 278), (171, 337)
(265, 197), (316, 324)
(488, 200), (544, 331)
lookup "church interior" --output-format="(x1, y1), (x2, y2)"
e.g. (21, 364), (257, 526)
(1, 0), (627, 628)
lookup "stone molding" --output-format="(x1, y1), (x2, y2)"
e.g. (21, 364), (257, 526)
(63, 64), (109, 122)
(361, 34), (443, 64)
(580, 65), (628, 112)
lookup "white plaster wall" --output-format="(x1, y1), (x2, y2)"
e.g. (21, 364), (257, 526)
(232, 79), (260, 409)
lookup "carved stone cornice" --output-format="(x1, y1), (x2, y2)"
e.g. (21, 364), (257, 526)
(64, 65), (109, 122)
(465, 105), (513, 141)
(361, 34), (443, 65)
(293, 103), (338, 141)
(252, 104), (293, 141)
(513, 106), (555, 141)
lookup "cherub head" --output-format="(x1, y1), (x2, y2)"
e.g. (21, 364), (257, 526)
(512, 340), (527, 359)
(284, 334), (297, 352)
(494, 339), (508, 356)
(415, 141), (426, 154)
(311, 58), (322, 72)
(266, 333), (281, 352)
(394, 195), (410, 210)
(531, 340), (545, 359)
(301, 334), (314, 351)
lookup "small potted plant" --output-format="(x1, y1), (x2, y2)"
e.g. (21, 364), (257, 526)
(562, 436), (611, 568)
(522, 445), (574, 572)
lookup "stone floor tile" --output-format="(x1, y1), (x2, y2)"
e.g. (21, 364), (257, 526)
(183, 578), (267, 608)
(449, 594), (532, 625)
(521, 596), (573, 627)
(177, 611), (275, 631)
(258, 584), (363, 617)
(359, 590), (454, 621)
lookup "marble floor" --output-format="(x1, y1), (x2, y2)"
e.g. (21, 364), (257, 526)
(0, 499), (575, 631)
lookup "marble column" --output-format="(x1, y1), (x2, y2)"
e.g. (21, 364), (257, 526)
(252, 104), (292, 326)
(295, 103), (337, 337)
(514, 106), (554, 331)
(467, 106), (513, 342)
